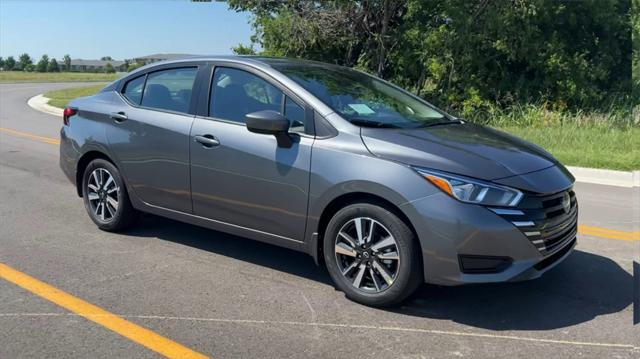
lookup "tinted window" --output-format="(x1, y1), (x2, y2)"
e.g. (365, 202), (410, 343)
(210, 67), (282, 123)
(276, 65), (448, 129)
(284, 96), (305, 133)
(141, 67), (197, 113)
(123, 75), (145, 105)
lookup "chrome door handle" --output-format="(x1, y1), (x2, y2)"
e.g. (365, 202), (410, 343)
(110, 112), (128, 122)
(194, 134), (220, 148)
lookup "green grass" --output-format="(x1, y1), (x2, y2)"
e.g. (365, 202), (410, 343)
(44, 85), (106, 109)
(42, 85), (639, 170)
(493, 125), (640, 171)
(0, 71), (120, 83)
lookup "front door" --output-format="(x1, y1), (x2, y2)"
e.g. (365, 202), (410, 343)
(190, 66), (313, 241)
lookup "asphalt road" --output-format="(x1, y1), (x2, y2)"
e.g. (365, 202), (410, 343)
(1, 82), (638, 358)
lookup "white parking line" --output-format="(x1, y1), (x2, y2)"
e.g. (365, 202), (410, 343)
(1, 312), (637, 351)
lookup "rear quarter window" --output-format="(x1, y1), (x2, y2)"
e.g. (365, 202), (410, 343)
(122, 75), (145, 105)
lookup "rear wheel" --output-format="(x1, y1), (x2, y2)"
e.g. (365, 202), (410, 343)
(323, 203), (422, 306)
(82, 159), (138, 231)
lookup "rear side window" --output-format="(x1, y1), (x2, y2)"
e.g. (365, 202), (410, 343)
(123, 75), (145, 105)
(210, 67), (282, 123)
(140, 67), (198, 114)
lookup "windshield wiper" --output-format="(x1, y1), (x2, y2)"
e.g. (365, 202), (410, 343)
(420, 119), (463, 128)
(349, 118), (403, 128)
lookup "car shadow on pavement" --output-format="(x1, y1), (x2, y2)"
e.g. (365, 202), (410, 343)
(128, 214), (334, 286)
(130, 215), (632, 331)
(396, 249), (634, 331)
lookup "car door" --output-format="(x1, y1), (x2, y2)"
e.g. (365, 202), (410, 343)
(189, 65), (313, 242)
(107, 66), (200, 213)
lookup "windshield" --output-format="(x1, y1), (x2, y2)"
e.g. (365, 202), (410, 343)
(275, 64), (449, 128)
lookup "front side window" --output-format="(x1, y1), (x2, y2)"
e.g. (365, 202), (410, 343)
(122, 75), (145, 105)
(284, 96), (305, 133)
(276, 64), (449, 129)
(210, 67), (283, 123)
(140, 67), (197, 113)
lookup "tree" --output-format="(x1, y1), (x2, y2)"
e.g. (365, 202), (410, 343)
(127, 62), (142, 72)
(0, 57), (4, 70)
(17, 53), (33, 71)
(47, 58), (60, 72)
(100, 56), (113, 61)
(228, 0), (632, 115)
(36, 55), (49, 72)
(231, 43), (256, 55)
(63, 54), (71, 71)
(104, 63), (115, 73)
(5, 56), (16, 71)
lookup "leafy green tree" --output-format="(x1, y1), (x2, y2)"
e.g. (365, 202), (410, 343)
(5, 56), (16, 71)
(36, 55), (49, 72)
(17, 53), (33, 71)
(47, 58), (60, 72)
(100, 56), (113, 61)
(0, 57), (4, 70)
(231, 43), (256, 55)
(63, 54), (71, 71)
(227, 0), (633, 117)
(104, 63), (116, 73)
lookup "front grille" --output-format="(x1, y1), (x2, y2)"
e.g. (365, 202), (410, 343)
(491, 188), (578, 256)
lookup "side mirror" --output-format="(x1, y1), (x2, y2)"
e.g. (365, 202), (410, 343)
(245, 110), (292, 147)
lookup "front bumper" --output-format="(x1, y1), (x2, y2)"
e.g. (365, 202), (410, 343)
(400, 190), (576, 286)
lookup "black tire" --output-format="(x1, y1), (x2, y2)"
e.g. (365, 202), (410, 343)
(81, 159), (139, 231)
(323, 202), (422, 307)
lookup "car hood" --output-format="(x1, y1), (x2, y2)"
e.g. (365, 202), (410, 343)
(360, 123), (559, 181)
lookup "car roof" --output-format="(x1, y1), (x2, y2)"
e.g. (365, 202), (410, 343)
(132, 55), (340, 72)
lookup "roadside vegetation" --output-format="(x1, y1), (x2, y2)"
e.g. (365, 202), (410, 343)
(227, 0), (639, 170)
(43, 85), (106, 108)
(0, 52), (126, 82)
(0, 71), (119, 83)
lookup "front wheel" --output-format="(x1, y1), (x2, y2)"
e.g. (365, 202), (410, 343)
(81, 159), (138, 231)
(323, 203), (422, 307)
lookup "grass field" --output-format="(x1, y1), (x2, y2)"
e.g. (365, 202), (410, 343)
(42, 85), (639, 171)
(0, 71), (120, 83)
(44, 85), (106, 108)
(493, 125), (639, 171)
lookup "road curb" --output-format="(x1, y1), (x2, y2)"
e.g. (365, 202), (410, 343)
(27, 94), (63, 117)
(26, 94), (639, 188)
(566, 166), (640, 188)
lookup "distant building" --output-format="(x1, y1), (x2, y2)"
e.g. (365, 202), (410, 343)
(131, 53), (193, 65)
(69, 59), (127, 72)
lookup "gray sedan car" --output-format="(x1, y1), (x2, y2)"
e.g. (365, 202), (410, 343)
(60, 56), (577, 306)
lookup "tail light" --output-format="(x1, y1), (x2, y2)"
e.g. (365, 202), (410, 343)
(63, 107), (77, 125)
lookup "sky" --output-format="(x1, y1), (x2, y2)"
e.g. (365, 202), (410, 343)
(0, 0), (254, 61)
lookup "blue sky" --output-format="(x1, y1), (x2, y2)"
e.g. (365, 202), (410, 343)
(0, 0), (254, 61)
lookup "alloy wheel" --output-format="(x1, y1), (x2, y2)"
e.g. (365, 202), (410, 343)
(334, 217), (400, 293)
(86, 168), (119, 222)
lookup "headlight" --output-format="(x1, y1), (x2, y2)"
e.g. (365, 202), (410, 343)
(415, 168), (523, 207)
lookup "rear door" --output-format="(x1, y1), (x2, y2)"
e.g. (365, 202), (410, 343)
(107, 65), (201, 213)
(189, 64), (314, 241)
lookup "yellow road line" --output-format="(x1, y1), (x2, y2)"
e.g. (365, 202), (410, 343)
(1, 126), (639, 243)
(0, 262), (209, 359)
(578, 225), (639, 241)
(0, 127), (60, 145)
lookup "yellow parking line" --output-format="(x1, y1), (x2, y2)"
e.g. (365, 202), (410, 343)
(1, 126), (639, 243)
(0, 127), (60, 145)
(0, 262), (209, 359)
(578, 225), (639, 241)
